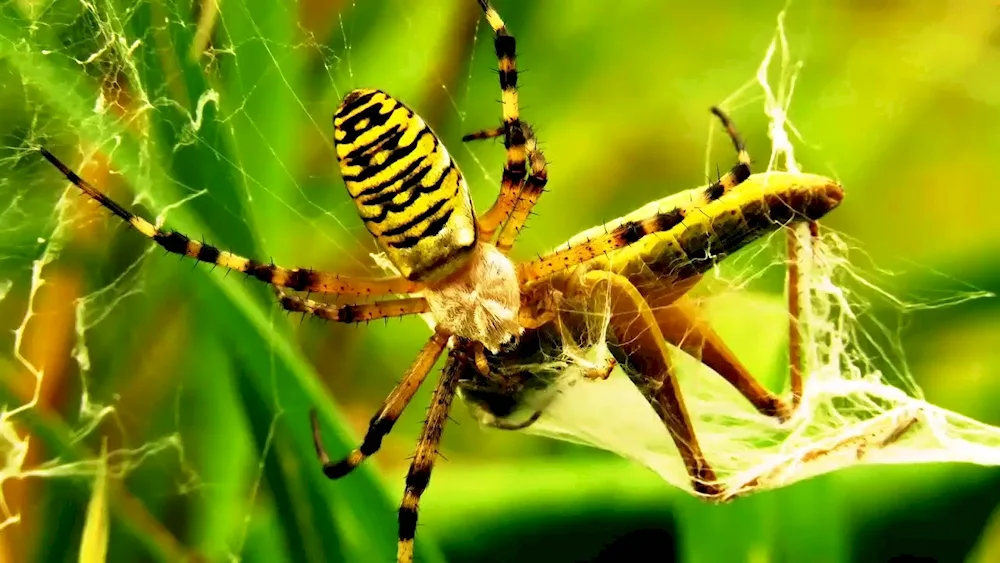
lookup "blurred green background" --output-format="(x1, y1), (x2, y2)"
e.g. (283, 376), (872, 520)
(0, 0), (998, 561)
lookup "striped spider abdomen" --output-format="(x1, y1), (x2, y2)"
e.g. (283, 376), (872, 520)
(334, 88), (479, 283)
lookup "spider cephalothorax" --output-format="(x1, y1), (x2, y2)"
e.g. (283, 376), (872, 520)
(421, 242), (522, 352)
(41, 1), (843, 561)
(333, 88), (526, 352)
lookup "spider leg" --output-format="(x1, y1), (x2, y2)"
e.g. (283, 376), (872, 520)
(461, 125), (504, 142)
(41, 148), (422, 296)
(275, 288), (430, 323)
(572, 270), (722, 496)
(470, 1), (549, 246)
(496, 132), (547, 253)
(472, 342), (490, 375)
(504, 107), (743, 258)
(312, 331), (449, 479)
(397, 353), (461, 563)
(471, 0), (524, 237)
(646, 294), (792, 421)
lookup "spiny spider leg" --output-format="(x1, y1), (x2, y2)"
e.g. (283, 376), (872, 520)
(461, 126), (504, 142)
(397, 352), (462, 563)
(311, 331), (449, 478)
(469, 1), (549, 246)
(40, 148), (421, 296)
(495, 131), (547, 252)
(276, 288), (430, 323)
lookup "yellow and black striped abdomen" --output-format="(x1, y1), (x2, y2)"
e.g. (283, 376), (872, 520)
(334, 89), (477, 282)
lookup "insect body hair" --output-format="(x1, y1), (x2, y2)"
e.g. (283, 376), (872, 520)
(423, 242), (522, 353)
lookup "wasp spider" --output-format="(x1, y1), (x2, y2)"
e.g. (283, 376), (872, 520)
(41, 0), (844, 560)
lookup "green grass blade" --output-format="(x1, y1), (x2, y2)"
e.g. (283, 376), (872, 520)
(0, 5), (444, 562)
(0, 382), (195, 562)
(79, 440), (110, 563)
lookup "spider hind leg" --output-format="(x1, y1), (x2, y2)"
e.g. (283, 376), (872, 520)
(462, 125), (504, 142)
(397, 352), (462, 563)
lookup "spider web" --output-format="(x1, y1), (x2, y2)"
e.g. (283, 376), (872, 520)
(507, 10), (1000, 496)
(0, 1), (488, 560)
(0, 1), (997, 560)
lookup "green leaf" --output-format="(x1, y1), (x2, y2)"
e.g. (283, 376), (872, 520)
(79, 440), (110, 563)
(0, 3), (444, 562)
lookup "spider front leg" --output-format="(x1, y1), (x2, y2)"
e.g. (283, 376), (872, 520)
(40, 148), (423, 296)
(572, 270), (722, 496)
(496, 132), (548, 252)
(397, 351), (462, 563)
(311, 331), (449, 478)
(468, 1), (549, 247)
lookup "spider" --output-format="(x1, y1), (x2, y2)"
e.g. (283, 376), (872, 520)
(40, 1), (844, 561)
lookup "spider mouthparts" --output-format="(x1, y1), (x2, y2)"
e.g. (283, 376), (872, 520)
(499, 333), (520, 353)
